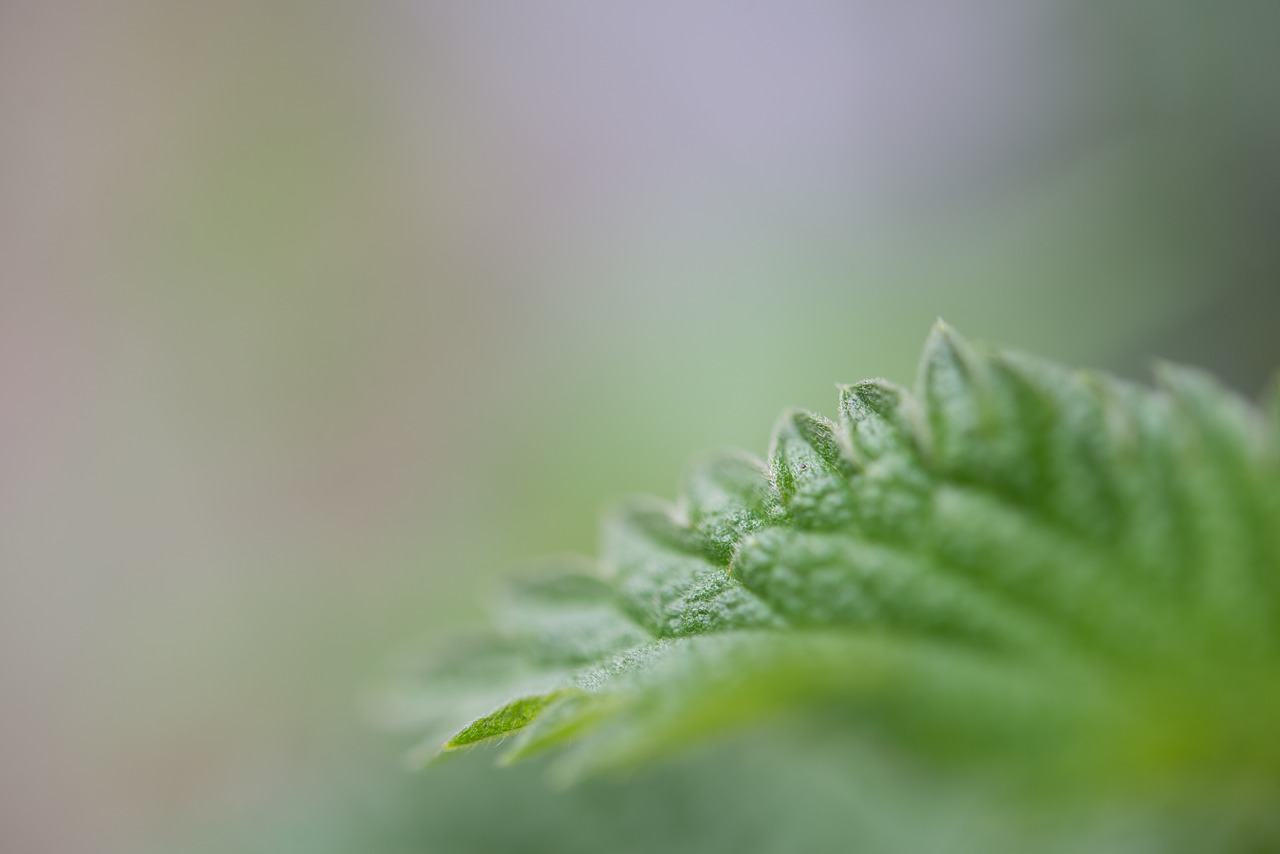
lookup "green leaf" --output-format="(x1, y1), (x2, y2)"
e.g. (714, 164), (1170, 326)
(378, 322), (1280, 825)
(445, 691), (576, 750)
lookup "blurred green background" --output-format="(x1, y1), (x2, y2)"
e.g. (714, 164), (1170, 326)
(1, 2), (1278, 852)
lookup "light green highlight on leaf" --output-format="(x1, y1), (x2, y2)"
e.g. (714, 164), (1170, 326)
(445, 692), (575, 750)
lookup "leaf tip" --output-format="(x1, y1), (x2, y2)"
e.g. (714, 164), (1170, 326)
(921, 317), (975, 368)
(838, 378), (906, 422)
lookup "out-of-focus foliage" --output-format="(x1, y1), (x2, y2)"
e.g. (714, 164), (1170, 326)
(381, 325), (1280, 849)
(192, 733), (1258, 854)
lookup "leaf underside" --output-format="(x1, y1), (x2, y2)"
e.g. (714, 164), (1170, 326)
(379, 322), (1280, 807)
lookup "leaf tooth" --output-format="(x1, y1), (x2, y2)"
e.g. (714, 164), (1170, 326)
(770, 409), (850, 472)
(917, 319), (985, 458)
(836, 380), (932, 541)
(376, 633), (579, 767)
(601, 500), (780, 636)
(681, 451), (776, 518)
(602, 498), (707, 562)
(837, 379), (923, 464)
(443, 691), (573, 751)
(1085, 375), (1200, 598)
(986, 354), (1121, 539)
(500, 690), (609, 765)
(679, 451), (780, 563)
(920, 325), (1072, 507)
(1153, 363), (1280, 645)
(921, 318), (977, 402)
(769, 409), (856, 528)
(1154, 362), (1269, 458)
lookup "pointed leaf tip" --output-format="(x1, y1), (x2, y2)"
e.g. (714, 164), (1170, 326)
(680, 451), (779, 563)
(444, 691), (573, 750)
(681, 451), (776, 522)
(920, 320), (981, 385)
(838, 379), (921, 461)
(769, 409), (856, 527)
